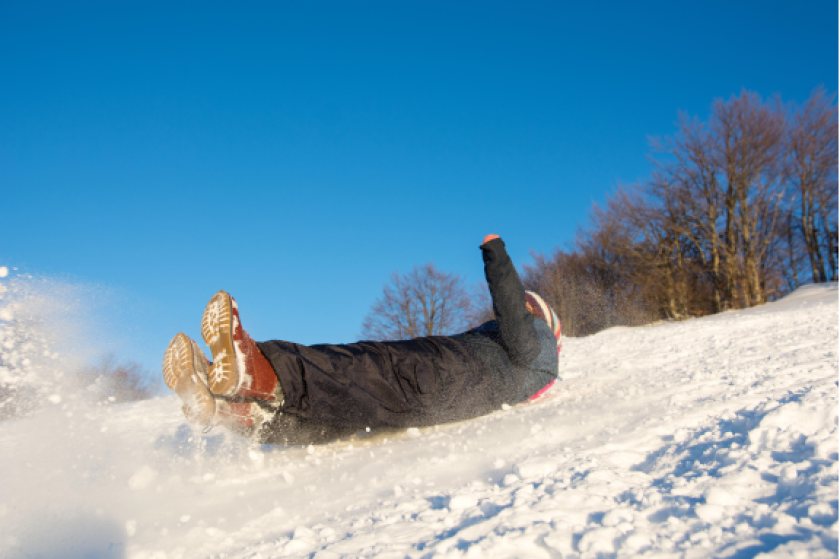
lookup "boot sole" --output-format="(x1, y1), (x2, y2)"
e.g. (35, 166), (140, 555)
(201, 290), (240, 396)
(162, 333), (216, 425)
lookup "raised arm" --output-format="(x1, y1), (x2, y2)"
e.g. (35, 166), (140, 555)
(480, 235), (540, 365)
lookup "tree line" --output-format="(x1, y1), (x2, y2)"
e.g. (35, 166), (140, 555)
(363, 88), (837, 339)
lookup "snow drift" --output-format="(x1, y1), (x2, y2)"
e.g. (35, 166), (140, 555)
(0, 282), (837, 558)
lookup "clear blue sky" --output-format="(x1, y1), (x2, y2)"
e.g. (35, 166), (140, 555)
(1, 1), (836, 382)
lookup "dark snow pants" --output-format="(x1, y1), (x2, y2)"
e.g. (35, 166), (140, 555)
(255, 238), (542, 442)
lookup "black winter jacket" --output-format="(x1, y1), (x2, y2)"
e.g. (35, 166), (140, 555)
(256, 238), (558, 444)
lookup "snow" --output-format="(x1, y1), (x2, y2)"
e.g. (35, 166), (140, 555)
(0, 282), (837, 558)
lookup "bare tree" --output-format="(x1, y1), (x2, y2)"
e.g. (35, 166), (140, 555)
(360, 263), (475, 341)
(651, 114), (729, 311)
(781, 207), (803, 291)
(75, 354), (157, 403)
(647, 91), (791, 310)
(710, 91), (787, 306)
(787, 86), (839, 283)
(602, 185), (690, 319)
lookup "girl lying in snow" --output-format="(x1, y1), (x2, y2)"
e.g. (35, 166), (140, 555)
(162, 235), (562, 445)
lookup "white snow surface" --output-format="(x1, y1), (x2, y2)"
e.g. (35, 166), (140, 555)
(0, 283), (837, 558)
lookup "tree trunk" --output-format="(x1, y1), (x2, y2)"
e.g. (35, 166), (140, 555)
(674, 241), (688, 318)
(723, 189), (739, 309)
(786, 214), (800, 290)
(743, 246), (763, 306)
(711, 243), (723, 312)
(823, 218), (838, 281)
(802, 190), (827, 283)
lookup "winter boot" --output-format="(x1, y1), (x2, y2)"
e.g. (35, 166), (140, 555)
(200, 290), (284, 404)
(163, 333), (216, 425)
(163, 333), (264, 430)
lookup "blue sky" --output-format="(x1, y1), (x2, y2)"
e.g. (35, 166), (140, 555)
(1, 1), (836, 383)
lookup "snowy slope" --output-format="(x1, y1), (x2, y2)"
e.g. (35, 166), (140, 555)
(0, 284), (837, 558)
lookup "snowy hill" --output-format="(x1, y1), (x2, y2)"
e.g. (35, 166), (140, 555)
(0, 284), (837, 558)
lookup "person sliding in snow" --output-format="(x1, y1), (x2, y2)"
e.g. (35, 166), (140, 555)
(162, 235), (561, 445)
